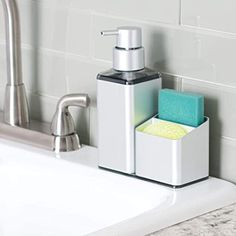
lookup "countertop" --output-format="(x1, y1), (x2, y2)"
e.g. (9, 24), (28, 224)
(150, 203), (236, 236)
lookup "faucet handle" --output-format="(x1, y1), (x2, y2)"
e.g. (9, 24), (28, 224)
(56, 93), (90, 111)
(51, 94), (90, 152)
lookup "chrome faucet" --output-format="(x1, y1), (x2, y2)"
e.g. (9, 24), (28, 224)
(1, 0), (29, 126)
(0, 0), (90, 152)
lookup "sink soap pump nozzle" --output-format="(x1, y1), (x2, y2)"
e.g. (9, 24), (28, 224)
(101, 26), (145, 71)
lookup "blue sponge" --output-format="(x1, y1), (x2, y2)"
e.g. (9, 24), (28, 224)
(158, 89), (204, 127)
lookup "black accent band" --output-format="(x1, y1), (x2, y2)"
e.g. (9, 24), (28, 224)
(97, 73), (160, 85)
(98, 166), (209, 189)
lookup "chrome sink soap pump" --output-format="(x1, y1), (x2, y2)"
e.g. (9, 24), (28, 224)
(97, 26), (162, 174)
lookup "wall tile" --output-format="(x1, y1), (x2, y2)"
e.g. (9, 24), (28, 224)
(152, 27), (236, 88)
(21, 46), (36, 93)
(1, 45), (67, 98)
(0, 45), (67, 97)
(210, 137), (236, 183)
(51, 5), (69, 52)
(66, 55), (109, 105)
(182, 78), (236, 140)
(181, 0), (236, 34)
(161, 74), (181, 90)
(33, 49), (67, 97)
(0, 0), (69, 50)
(66, 9), (92, 57)
(28, 92), (58, 122)
(70, 0), (180, 25)
(17, 0), (36, 46)
(27, 1), (68, 51)
(190, 33), (236, 88)
(151, 28), (236, 88)
(0, 45), (57, 96)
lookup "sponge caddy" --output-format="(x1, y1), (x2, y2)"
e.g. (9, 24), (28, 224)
(135, 116), (209, 187)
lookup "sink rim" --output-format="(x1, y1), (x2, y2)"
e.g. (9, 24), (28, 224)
(0, 138), (235, 236)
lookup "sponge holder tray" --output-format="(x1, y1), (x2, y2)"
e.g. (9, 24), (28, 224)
(135, 116), (209, 187)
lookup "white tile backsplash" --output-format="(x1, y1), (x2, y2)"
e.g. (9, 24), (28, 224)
(210, 137), (236, 183)
(28, 2), (55, 49)
(33, 49), (67, 97)
(181, 0), (236, 34)
(66, 9), (91, 57)
(70, 0), (180, 25)
(28, 92), (58, 122)
(0, 0), (235, 182)
(162, 74), (181, 90)
(17, 0), (69, 50)
(66, 55), (108, 105)
(182, 78), (236, 140)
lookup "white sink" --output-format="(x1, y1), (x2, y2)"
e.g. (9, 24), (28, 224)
(0, 139), (235, 236)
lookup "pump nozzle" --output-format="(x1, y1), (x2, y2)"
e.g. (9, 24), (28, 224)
(100, 26), (145, 71)
(101, 30), (119, 36)
(101, 26), (142, 49)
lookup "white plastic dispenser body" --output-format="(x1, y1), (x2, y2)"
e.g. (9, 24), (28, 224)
(97, 26), (162, 174)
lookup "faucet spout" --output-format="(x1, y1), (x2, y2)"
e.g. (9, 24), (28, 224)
(1, 0), (29, 126)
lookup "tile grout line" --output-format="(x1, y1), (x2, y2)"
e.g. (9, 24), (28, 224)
(91, 11), (236, 40)
(161, 72), (236, 91)
(0, 40), (112, 67)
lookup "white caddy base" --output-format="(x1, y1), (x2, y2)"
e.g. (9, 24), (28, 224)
(135, 117), (209, 187)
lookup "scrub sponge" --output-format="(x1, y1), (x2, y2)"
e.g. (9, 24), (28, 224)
(143, 121), (188, 140)
(159, 89), (204, 127)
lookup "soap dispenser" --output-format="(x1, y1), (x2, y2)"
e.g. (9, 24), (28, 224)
(97, 26), (162, 174)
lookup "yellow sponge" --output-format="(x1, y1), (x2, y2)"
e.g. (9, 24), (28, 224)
(143, 121), (188, 140)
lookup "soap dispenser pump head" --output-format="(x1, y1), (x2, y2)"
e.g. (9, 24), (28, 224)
(101, 26), (145, 71)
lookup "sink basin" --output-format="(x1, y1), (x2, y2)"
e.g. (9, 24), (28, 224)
(0, 139), (235, 236)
